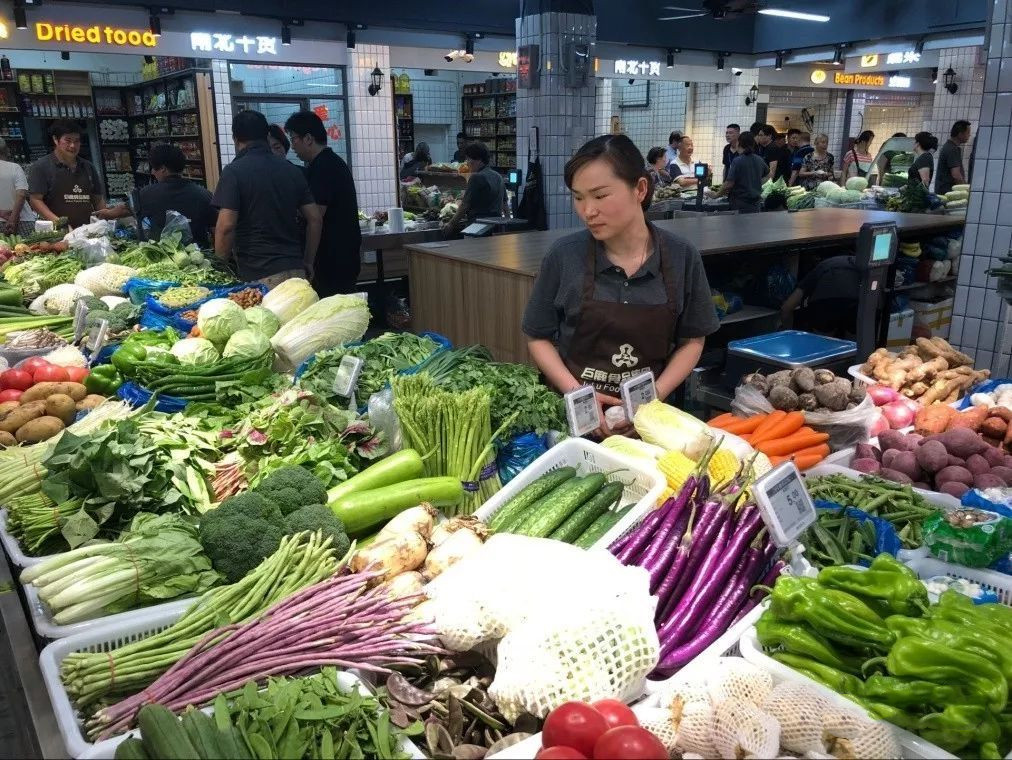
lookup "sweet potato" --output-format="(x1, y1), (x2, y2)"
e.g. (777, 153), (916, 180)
(948, 455), (967, 468)
(890, 451), (922, 482)
(939, 481), (970, 498)
(914, 404), (954, 435)
(935, 465), (974, 487)
(974, 473), (1007, 489)
(879, 429), (920, 452)
(915, 440), (949, 474)
(852, 458), (881, 474)
(855, 443), (881, 462)
(981, 447), (1007, 468)
(879, 468), (913, 484)
(981, 417), (1008, 440)
(1004, 455), (1012, 469)
(936, 428), (988, 458)
(965, 454), (991, 476)
(990, 466), (1012, 484)
(948, 407), (989, 432)
(881, 449), (902, 471)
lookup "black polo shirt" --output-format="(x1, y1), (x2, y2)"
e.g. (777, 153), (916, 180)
(211, 141), (314, 280)
(306, 147), (361, 296)
(137, 175), (216, 247)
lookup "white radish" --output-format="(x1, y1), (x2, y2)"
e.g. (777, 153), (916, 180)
(376, 503), (438, 543)
(383, 571), (426, 599)
(423, 528), (484, 580)
(351, 531), (427, 582)
(429, 516), (489, 547)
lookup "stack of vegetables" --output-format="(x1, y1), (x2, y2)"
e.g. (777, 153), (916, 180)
(709, 410), (830, 470)
(755, 561), (1012, 759)
(861, 338), (988, 407)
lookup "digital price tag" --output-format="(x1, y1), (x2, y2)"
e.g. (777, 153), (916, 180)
(73, 299), (90, 344)
(621, 371), (657, 421)
(753, 462), (817, 547)
(86, 319), (110, 364)
(564, 384), (601, 438)
(332, 355), (364, 398)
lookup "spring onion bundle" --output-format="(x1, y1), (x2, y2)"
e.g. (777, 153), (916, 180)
(393, 374), (513, 514)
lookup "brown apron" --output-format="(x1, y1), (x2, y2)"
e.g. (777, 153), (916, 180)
(45, 158), (97, 228)
(563, 232), (680, 397)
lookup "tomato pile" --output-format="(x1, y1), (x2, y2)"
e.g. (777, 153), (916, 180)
(0, 357), (88, 403)
(535, 700), (666, 760)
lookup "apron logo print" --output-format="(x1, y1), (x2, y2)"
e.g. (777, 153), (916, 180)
(73, 185), (82, 193)
(612, 344), (639, 369)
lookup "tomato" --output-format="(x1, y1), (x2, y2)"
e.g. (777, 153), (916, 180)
(536, 747), (587, 760)
(0, 389), (22, 402)
(591, 700), (639, 730)
(0, 369), (33, 391)
(19, 357), (50, 374)
(543, 702), (609, 758)
(592, 726), (667, 760)
(64, 366), (89, 383)
(33, 364), (69, 383)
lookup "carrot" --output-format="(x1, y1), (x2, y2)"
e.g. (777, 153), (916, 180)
(708, 413), (736, 428)
(757, 430), (830, 457)
(750, 411), (805, 445)
(749, 410), (786, 441)
(790, 452), (828, 471)
(769, 455), (789, 466)
(791, 443), (830, 460)
(722, 415), (768, 435)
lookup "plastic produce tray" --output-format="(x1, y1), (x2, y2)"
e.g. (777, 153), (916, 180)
(39, 605), (425, 759)
(0, 508), (54, 568)
(473, 438), (665, 551)
(903, 555), (1012, 605)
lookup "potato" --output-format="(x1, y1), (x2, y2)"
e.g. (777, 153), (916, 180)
(768, 370), (792, 388)
(989, 466), (1012, 484)
(935, 465), (974, 487)
(974, 473), (1007, 489)
(15, 416), (64, 443)
(0, 401), (47, 434)
(19, 382), (88, 403)
(915, 440), (949, 474)
(855, 443), (881, 462)
(965, 454), (991, 477)
(75, 394), (105, 411)
(851, 457), (881, 474)
(0, 401), (19, 416)
(879, 468), (913, 484)
(798, 392), (818, 411)
(45, 394), (77, 425)
(939, 481), (970, 498)
(0, 431), (15, 447)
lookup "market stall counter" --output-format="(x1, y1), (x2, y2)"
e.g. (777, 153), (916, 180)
(406, 208), (964, 365)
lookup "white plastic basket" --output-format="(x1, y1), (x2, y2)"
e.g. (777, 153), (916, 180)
(847, 363), (876, 387)
(904, 555), (1012, 605)
(0, 508), (55, 568)
(474, 438), (665, 551)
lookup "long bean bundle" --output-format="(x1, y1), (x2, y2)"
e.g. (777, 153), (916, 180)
(61, 531), (340, 716)
(91, 568), (440, 738)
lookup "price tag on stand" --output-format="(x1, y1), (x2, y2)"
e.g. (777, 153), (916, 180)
(752, 462), (817, 547)
(564, 385), (601, 438)
(86, 320), (110, 365)
(73, 299), (90, 344)
(621, 371), (657, 421)
(332, 355), (364, 398)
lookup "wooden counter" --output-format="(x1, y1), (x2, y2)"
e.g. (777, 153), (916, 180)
(406, 209), (964, 364)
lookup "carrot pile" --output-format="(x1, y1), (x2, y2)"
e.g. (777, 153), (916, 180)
(708, 411), (830, 470)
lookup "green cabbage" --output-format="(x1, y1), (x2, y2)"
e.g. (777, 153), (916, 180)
(816, 180), (839, 198)
(197, 298), (247, 345)
(170, 337), (220, 365)
(243, 305), (281, 337)
(222, 328), (272, 360)
(845, 177), (868, 192)
(261, 278), (319, 324)
(271, 293), (370, 370)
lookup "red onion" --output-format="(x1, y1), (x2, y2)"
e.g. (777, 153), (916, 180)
(869, 410), (890, 437)
(867, 384), (900, 406)
(882, 401), (915, 429)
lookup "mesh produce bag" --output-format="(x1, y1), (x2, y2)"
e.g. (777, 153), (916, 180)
(761, 681), (832, 755)
(671, 697), (717, 757)
(706, 658), (774, 706)
(822, 709), (902, 760)
(635, 707), (680, 752)
(710, 698), (781, 760)
(656, 672), (712, 712)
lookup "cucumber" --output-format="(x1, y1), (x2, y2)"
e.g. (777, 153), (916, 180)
(136, 705), (199, 760)
(516, 473), (607, 538)
(550, 481), (624, 544)
(489, 467), (577, 531)
(574, 506), (632, 549)
(114, 739), (150, 760)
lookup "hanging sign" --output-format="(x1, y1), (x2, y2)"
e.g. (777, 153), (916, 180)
(614, 59), (662, 77)
(190, 32), (278, 55)
(35, 22), (157, 48)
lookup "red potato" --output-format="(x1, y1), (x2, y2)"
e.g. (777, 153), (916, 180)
(935, 465), (974, 488)
(852, 458), (881, 474)
(879, 468), (913, 484)
(989, 466), (1012, 484)
(915, 441), (949, 474)
(965, 454), (992, 477)
(974, 473), (1007, 489)
(939, 481), (970, 498)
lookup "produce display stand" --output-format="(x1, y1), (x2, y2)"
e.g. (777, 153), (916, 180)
(0, 509), (53, 569)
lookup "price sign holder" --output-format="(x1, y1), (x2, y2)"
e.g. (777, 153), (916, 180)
(621, 371), (657, 421)
(86, 320), (110, 365)
(752, 462), (817, 547)
(564, 385), (601, 438)
(73, 299), (90, 344)
(332, 355), (364, 398)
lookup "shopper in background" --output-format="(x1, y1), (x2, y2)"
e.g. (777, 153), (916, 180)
(721, 124), (741, 181)
(668, 136), (699, 189)
(789, 131), (813, 186)
(212, 110), (321, 288)
(935, 120), (972, 196)
(28, 119), (113, 228)
(786, 128), (802, 154)
(748, 121), (764, 137)
(664, 131), (682, 165)
(522, 134), (718, 436)
(267, 125), (291, 159)
(709, 132), (768, 214)
(453, 131), (469, 163)
(137, 143), (216, 247)
(0, 138), (34, 235)
(757, 125), (791, 183)
(908, 132), (938, 188)
(443, 142), (508, 236)
(285, 110), (361, 297)
(645, 147), (671, 188)
(840, 130), (875, 184)
(797, 133), (834, 190)
(399, 142), (432, 179)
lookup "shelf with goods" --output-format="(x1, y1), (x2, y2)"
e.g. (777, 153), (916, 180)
(93, 88), (134, 201)
(392, 92), (414, 161)
(461, 79), (516, 175)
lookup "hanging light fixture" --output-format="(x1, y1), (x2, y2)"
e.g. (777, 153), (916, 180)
(775, 51), (784, 70)
(368, 65), (384, 96)
(14, 1), (27, 30)
(832, 46), (843, 66)
(346, 30), (356, 49)
(149, 13), (161, 37)
(716, 53), (725, 71)
(943, 67), (958, 94)
(931, 67), (939, 84)
(281, 23), (292, 46)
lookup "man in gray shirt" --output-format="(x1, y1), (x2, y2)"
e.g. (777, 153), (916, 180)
(935, 120), (971, 196)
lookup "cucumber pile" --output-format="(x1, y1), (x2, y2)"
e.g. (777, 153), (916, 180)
(488, 466), (630, 548)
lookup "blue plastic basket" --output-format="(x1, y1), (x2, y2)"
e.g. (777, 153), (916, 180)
(813, 499), (902, 561)
(293, 331), (452, 383)
(956, 378), (1012, 410)
(144, 282), (268, 317)
(116, 381), (189, 412)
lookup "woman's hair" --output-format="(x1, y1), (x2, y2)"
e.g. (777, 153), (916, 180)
(646, 147), (666, 165)
(814, 132), (829, 146)
(914, 131), (938, 151)
(856, 130), (875, 146)
(463, 141), (490, 164)
(267, 124), (290, 154)
(565, 134), (653, 212)
(414, 142), (431, 162)
(738, 131), (757, 155)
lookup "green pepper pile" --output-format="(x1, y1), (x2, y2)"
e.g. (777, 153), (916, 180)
(757, 555), (1011, 759)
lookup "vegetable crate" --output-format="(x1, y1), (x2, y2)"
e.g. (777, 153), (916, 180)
(39, 606), (426, 759)
(903, 556), (1012, 606)
(474, 438), (666, 551)
(0, 508), (53, 568)
(737, 626), (1011, 760)
(802, 462), (961, 512)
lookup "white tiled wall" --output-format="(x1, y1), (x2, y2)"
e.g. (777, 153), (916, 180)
(611, 80), (688, 155)
(211, 59), (235, 165)
(683, 73), (758, 175)
(348, 45), (397, 214)
(595, 78), (613, 135)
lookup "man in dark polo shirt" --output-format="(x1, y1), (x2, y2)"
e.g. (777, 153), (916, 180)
(443, 142), (507, 236)
(28, 119), (115, 228)
(136, 143), (216, 246)
(935, 120), (971, 197)
(212, 110), (321, 287)
(285, 110), (361, 297)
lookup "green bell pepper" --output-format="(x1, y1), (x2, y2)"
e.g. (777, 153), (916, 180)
(884, 615), (1012, 685)
(918, 705), (1001, 754)
(111, 342), (147, 375)
(768, 575), (895, 650)
(846, 694), (923, 731)
(84, 364), (122, 395)
(817, 565), (929, 617)
(862, 672), (970, 708)
(771, 652), (865, 696)
(978, 741), (1003, 760)
(755, 609), (862, 673)
(934, 590), (1012, 635)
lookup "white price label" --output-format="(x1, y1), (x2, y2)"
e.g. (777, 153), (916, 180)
(621, 371), (657, 420)
(73, 299), (90, 344)
(564, 385), (601, 438)
(86, 320), (110, 363)
(332, 355), (364, 398)
(753, 462), (817, 547)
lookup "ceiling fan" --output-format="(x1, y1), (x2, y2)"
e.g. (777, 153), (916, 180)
(658, 0), (828, 22)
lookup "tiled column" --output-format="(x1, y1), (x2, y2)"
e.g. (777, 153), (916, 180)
(348, 44), (397, 214)
(515, 10), (597, 230)
(595, 78), (613, 135)
(948, 3), (1012, 373)
(813, 90), (847, 156)
(685, 74), (757, 172)
(925, 46), (986, 180)
(211, 60), (235, 166)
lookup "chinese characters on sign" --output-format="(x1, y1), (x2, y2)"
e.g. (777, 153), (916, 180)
(498, 51), (518, 69)
(888, 75), (911, 88)
(190, 32), (278, 55)
(613, 59), (662, 77)
(860, 51), (920, 68)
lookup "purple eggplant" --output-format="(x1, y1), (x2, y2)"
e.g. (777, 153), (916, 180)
(636, 482), (698, 583)
(656, 498), (727, 621)
(612, 487), (686, 564)
(645, 501), (694, 593)
(733, 559), (786, 624)
(651, 500), (703, 622)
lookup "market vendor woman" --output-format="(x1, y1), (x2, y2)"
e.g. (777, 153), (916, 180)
(522, 134), (719, 433)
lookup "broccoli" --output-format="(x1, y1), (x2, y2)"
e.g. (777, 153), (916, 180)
(198, 492), (286, 583)
(85, 309), (132, 333)
(284, 504), (350, 558)
(253, 466), (329, 516)
(77, 295), (106, 313)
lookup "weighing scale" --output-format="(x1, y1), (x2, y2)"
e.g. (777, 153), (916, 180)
(693, 162), (709, 212)
(854, 221), (898, 360)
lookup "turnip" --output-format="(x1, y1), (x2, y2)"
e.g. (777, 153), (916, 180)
(429, 515), (486, 547)
(376, 503), (438, 543)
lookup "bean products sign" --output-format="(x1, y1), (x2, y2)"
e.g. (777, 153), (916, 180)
(35, 22), (158, 48)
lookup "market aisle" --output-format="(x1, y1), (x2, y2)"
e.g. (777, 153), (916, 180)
(0, 592), (43, 759)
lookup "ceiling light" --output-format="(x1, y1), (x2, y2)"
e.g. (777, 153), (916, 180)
(684, 81), (690, 87)
(716, 53), (725, 71)
(732, 67), (743, 76)
(281, 23), (291, 46)
(832, 47), (843, 65)
(758, 8), (830, 22)
(775, 52), (784, 70)
(465, 36), (474, 56)
(149, 14), (161, 37)
(463, 53), (474, 64)
(666, 48), (674, 68)
(346, 30), (356, 49)
(14, 3), (27, 29)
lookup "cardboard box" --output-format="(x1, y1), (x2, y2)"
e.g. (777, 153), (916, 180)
(887, 309), (915, 347)
(910, 298), (954, 340)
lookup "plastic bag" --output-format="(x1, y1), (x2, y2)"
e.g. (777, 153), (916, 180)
(74, 236), (115, 266)
(125, 277), (181, 305)
(367, 386), (402, 452)
(923, 508), (1012, 567)
(116, 381), (188, 412)
(961, 487), (1012, 520)
(160, 210), (194, 245)
(731, 383), (877, 449)
(813, 499), (902, 560)
(496, 432), (549, 484)
(63, 219), (114, 244)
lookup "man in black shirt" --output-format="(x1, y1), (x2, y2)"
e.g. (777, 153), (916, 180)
(137, 143), (216, 246)
(453, 132), (468, 163)
(757, 125), (791, 183)
(285, 110), (361, 297)
(721, 123), (741, 181)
